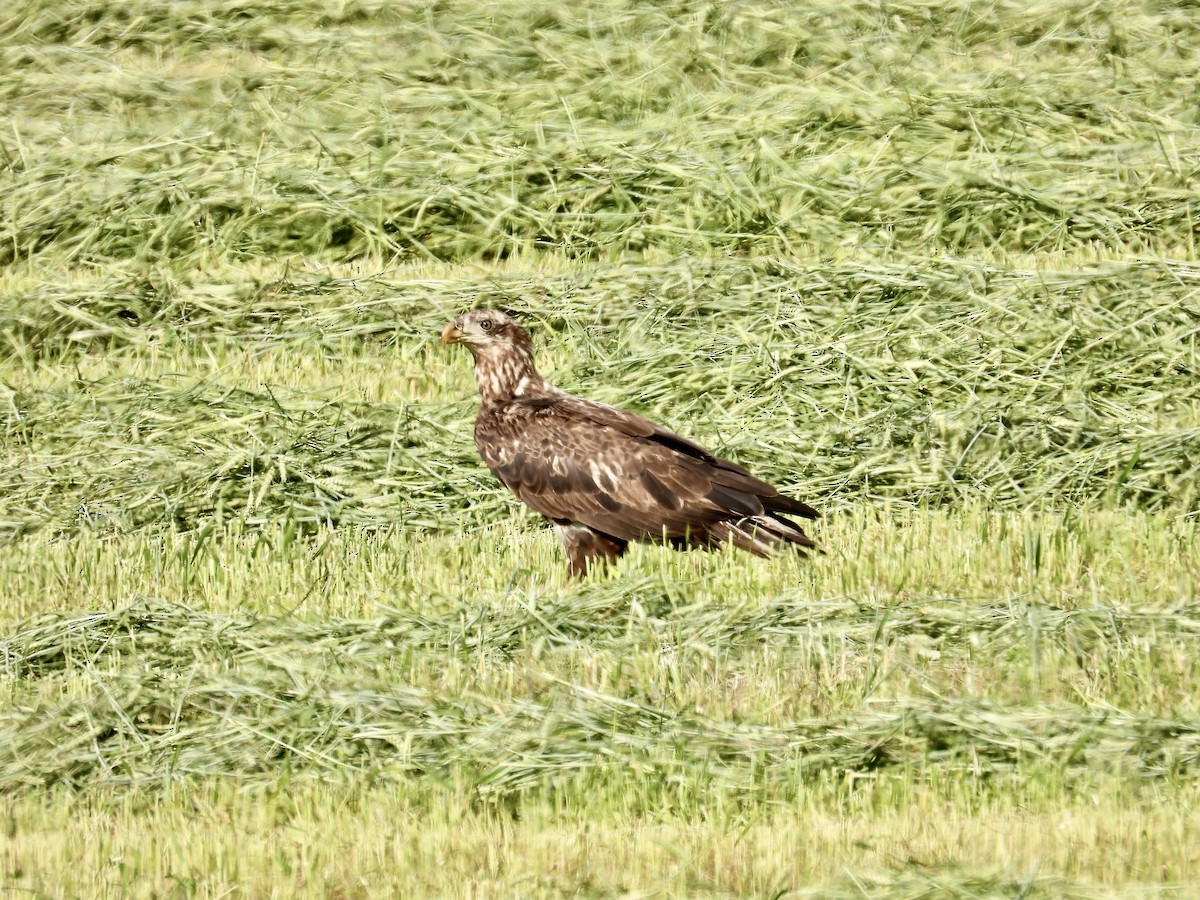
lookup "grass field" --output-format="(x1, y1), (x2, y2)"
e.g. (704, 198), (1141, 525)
(2, 0), (1199, 896)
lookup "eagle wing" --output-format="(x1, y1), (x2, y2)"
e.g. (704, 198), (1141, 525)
(477, 393), (817, 544)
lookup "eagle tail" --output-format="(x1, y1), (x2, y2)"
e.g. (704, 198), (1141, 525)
(765, 494), (820, 520)
(709, 514), (819, 557)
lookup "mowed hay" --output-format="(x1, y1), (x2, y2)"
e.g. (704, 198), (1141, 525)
(2, 0), (1200, 894)
(3, 594), (1198, 795)
(2, 259), (1197, 539)
(3, 1), (1199, 264)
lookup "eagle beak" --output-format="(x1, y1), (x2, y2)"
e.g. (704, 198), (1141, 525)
(441, 322), (462, 345)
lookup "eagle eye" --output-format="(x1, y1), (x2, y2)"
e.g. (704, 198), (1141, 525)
(479, 319), (494, 333)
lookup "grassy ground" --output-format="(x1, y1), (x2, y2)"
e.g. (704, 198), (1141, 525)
(2, 0), (1199, 896)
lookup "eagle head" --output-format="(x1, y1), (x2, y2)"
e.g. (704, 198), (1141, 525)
(442, 309), (541, 399)
(441, 309), (530, 354)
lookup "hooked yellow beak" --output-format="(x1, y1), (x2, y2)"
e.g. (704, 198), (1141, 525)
(441, 322), (461, 345)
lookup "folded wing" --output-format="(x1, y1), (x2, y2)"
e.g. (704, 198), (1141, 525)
(481, 394), (817, 550)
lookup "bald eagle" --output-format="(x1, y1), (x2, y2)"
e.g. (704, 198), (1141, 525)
(442, 309), (819, 576)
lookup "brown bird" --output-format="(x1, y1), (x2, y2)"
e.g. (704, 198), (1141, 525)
(442, 309), (819, 576)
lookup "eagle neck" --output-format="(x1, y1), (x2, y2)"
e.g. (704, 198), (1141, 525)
(472, 343), (546, 404)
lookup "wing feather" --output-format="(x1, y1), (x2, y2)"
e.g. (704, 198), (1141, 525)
(705, 482), (764, 519)
(476, 393), (813, 544)
(568, 395), (818, 520)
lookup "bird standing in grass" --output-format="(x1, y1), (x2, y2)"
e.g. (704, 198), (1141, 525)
(442, 309), (819, 576)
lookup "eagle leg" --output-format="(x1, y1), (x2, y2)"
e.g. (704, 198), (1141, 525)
(554, 523), (627, 577)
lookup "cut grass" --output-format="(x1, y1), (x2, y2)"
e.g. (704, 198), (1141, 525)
(2, 0), (1200, 895)
(2, 507), (1197, 895)
(5, 596), (1200, 794)
(3, 1), (1200, 267)
(2, 259), (1197, 542)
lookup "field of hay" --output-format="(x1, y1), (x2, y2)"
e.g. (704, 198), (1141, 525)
(2, 1), (1199, 896)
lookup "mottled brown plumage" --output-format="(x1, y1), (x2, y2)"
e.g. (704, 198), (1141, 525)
(442, 309), (819, 576)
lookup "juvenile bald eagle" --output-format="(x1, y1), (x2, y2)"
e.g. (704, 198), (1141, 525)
(442, 309), (819, 576)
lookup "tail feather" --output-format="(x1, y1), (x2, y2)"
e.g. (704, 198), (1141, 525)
(707, 514), (819, 557)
